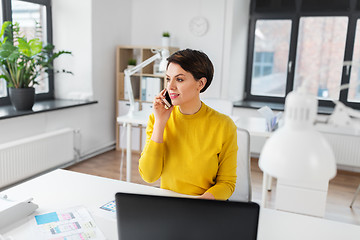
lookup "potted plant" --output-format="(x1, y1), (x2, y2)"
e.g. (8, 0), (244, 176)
(127, 58), (137, 70)
(0, 21), (71, 111)
(162, 31), (170, 47)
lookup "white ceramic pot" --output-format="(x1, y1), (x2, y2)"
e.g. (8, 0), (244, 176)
(161, 37), (170, 47)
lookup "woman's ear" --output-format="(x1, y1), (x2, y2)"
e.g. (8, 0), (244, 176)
(198, 77), (207, 91)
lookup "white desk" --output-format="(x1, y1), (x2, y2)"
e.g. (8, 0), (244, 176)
(1, 169), (360, 239)
(234, 116), (271, 138)
(117, 110), (151, 182)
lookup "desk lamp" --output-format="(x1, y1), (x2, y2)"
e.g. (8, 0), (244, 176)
(259, 82), (337, 217)
(117, 48), (169, 182)
(124, 48), (169, 115)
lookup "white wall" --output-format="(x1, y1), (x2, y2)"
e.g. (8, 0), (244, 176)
(90, 0), (133, 153)
(223, 0), (251, 101)
(52, 0), (93, 99)
(52, 0), (132, 156)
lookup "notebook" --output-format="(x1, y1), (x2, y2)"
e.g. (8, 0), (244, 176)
(115, 192), (260, 240)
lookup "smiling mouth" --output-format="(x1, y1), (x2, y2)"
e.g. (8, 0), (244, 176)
(170, 93), (179, 99)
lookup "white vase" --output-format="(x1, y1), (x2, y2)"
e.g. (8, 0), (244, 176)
(161, 37), (170, 47)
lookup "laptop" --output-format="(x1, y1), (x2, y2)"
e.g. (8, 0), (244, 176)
(115, 192), (260, 240)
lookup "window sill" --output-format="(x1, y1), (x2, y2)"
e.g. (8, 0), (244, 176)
(233, 100), (333, 115)
(0, 99), (98, 120)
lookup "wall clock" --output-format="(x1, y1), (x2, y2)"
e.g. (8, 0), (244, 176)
(189, 16), (209, 37)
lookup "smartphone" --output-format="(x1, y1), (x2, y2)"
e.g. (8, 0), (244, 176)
(162, 90), (172, 108)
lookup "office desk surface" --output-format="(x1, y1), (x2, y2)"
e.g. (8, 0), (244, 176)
(1, 169), (360, 240)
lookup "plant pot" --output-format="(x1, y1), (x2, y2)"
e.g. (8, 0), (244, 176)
(9, 87), (35, 111)
(127, 65), (135, 70)
(161, 37), (170, 47)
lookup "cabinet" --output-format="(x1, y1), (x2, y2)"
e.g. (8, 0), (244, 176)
(115, 45), (179, 151)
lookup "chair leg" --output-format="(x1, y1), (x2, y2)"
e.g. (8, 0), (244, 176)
(350, 184), (360, 208)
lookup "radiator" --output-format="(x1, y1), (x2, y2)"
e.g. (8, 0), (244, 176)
(321, 132), (360, 168)
(316, 123), (360, 170)
(0, 128), (74, 188)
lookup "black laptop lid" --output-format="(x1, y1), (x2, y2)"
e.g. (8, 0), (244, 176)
(115, 192), (260, 240)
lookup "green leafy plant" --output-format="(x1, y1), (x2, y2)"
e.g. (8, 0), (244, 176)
(128, 58), (136, 66)
(162, 32), (170, 38)
(0, 21), (72, 88)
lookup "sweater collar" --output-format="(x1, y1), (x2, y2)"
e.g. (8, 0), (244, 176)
(175, 102), (207, 120)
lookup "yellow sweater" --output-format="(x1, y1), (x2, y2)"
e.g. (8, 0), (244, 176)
(138, 103), (238, 200)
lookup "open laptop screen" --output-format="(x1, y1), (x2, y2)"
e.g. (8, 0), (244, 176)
(115, 192), (260, 240)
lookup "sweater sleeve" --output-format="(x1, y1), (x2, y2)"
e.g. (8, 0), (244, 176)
(206, 119), (238, 200)
(138, 114), (164, 183)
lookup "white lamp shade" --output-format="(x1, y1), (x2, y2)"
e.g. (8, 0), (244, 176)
(123, 48), (170, 113)
(259, 86), (337, 217)
(259, 126), (337, 187)
(259, 88), (337, 188)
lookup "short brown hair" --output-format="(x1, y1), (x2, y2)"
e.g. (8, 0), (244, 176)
(166, 49), (214, 93)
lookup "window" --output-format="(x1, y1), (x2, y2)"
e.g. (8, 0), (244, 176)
(0, 0), (53, 106)
(294, 17), (348, 100)
(246, 0), (360, 109)
(0, 2), (4, 98)
(12, 0), (49, 94)
(348, 19), (360, 102)
(251, 20), (291, 97)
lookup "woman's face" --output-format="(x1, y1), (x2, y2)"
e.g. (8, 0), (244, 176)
(165, 62), (204, 108)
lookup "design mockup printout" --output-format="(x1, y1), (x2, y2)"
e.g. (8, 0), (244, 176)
(33, 206), (105, 240)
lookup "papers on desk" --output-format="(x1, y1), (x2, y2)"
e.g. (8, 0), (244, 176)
(96, 200), (117, 220)
(257, 106), (282, 132)
(100, 200), (116, 213)
(33, 206), (105, 240)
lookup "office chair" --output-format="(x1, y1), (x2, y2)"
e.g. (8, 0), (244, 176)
(228, 128), (252, 202)
(201, 98), (251, 201)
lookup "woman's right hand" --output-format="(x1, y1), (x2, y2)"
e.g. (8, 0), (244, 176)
(152, 89), (174, 127)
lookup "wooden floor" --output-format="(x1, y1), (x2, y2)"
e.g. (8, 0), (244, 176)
(66, 149), (360, 225)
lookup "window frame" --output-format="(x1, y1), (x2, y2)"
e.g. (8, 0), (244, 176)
(245, 0), (360, 110)
(0, 0), (54, 106)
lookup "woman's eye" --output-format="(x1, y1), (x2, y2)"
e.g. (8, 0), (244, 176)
(166, 77), (170, 82)
(177, 78), (183, 82)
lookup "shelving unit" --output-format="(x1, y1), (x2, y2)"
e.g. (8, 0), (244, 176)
(115, 45), (179, 151)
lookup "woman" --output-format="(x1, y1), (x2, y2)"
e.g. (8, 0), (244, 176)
(139, 49), (238, 200)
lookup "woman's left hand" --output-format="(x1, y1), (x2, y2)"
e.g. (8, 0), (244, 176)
(198, 192), (215, 200)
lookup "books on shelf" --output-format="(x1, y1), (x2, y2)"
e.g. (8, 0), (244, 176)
(141, 77), (161, 102)
(123, 76), (161, 102)
(124, 76), (141, 100)
(141, 78), (146, 101)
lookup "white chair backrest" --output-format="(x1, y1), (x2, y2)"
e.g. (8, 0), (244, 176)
(228, 128), (252, 202)
(201, 98), (233, 116)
